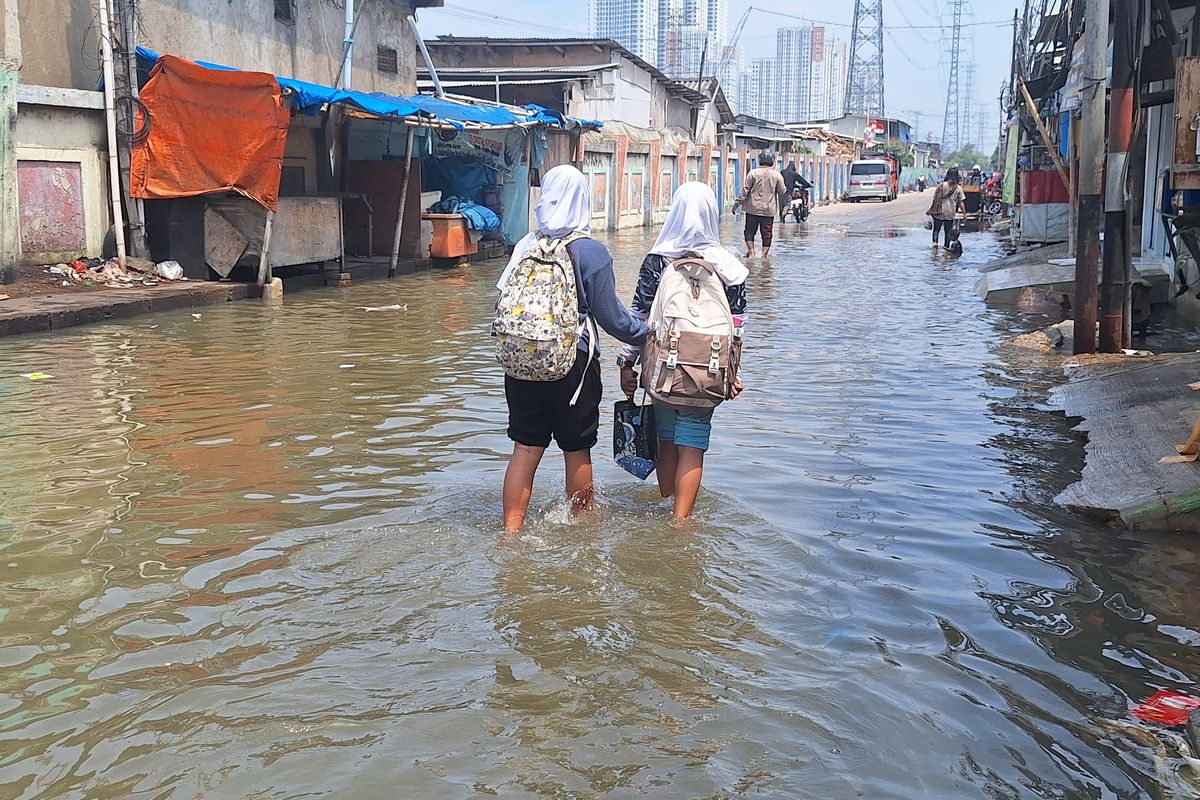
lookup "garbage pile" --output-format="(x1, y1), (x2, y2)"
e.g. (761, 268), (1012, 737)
(43, 258), (186, 289)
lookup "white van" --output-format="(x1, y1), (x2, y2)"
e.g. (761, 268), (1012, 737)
(847, 159), (896, 203)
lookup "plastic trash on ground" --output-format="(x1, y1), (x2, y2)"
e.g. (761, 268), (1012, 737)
(1131, 691), (1200, 726)
(155, 261), (184, 280)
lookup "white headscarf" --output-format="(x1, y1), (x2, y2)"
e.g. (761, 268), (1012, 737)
(650, 182), (748, 287)
(497, 165), (592, 290)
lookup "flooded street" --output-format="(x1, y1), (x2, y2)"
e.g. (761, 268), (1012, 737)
(3, 194), (1200, 798)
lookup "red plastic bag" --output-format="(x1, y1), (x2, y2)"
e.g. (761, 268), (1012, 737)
(1130, 690), (1200, 726)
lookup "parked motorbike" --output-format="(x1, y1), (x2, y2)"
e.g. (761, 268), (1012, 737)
(785, 188), (810, 223)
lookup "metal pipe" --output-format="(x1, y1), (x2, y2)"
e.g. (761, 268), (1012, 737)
(98, 0), (127, 268)
(388, 126), (416, 278)
(409, 16), (444, 98)
(340, 0), (353, 90)
(1100, 0), (1136, 353)
(1073, 0), (1109, 355)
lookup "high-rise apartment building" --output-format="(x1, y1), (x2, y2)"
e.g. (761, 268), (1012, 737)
(588, 0), (658, 65)
(740, 58), (777, 121)
(736, 25), (848, 121)
(591, 0), (728, 80)
(774, 27), (813, 123)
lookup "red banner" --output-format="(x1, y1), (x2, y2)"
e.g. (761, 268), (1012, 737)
(131, 55), (289, 211)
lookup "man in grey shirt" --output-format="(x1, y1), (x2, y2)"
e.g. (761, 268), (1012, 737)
(735, 151), (788, 259)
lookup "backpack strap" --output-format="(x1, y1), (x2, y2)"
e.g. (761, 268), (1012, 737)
(558, 230), (595, 407)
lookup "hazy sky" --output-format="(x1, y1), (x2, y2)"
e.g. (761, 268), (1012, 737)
(415, 0), (1022, 151)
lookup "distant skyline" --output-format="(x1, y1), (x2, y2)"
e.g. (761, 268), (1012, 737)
(416, 0), (1022, 150)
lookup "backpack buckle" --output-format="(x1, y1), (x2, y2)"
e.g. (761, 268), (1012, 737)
(710, 338), (721, 351)
(666, 353), (678, 369)
(708, 355), (720, 374)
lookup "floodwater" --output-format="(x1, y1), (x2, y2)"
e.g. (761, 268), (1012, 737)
(1, 209), (1199, 799)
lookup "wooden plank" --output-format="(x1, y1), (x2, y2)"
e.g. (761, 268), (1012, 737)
(1051, 352), (1200, 529)
(15, 85), (105, 110)
(204, 206), (247, 278)
(1174, 57), (1200, 185)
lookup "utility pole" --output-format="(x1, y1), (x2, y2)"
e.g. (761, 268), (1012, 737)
(1, 0), (20, 284)
(1073, 0), (1109, 355)
(112, 0), (148, 258)
(1099, 0), (1135, 352)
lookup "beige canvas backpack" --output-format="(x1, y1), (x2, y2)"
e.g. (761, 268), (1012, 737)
(641, 256), (742, 409)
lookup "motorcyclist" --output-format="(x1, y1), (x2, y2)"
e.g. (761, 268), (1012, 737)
(779, 160), (812, 221)
(917, 174), (928, 192)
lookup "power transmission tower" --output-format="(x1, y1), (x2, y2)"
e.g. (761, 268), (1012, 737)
(962, 64), (974, 146)
(977, 104), (987, 152)
(845, 0), (885, 118)
(940, 0), (965, 153)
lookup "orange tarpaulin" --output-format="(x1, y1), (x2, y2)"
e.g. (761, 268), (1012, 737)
(131, 55), (290, 211)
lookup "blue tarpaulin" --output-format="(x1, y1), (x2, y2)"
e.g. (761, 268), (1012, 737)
(135, 48), (601, 131)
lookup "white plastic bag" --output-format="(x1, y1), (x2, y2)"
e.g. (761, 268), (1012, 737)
(155, 261), (183, 280)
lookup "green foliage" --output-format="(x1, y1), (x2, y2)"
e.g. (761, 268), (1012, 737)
(881, 141), (914, 168)
(864, 142), (914, 167)
(943, 144), (992, 170)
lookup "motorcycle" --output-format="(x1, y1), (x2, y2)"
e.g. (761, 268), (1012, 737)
(983, 183), (1003, 216)
(784, 188), (810, 223)
(917, 176), (928, 193)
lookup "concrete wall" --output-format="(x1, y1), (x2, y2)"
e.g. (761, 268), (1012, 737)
(17, 0), (429, 92)
(14, 93), (109, 263)
(16, 0), (99, 90)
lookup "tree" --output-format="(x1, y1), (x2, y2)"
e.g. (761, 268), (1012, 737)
(942, 143), (992, 170)
(881, 141), (915, 167)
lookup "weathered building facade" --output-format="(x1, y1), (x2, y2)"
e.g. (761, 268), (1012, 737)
(2, 0), (441, 281)
(422, 37), (745, 231)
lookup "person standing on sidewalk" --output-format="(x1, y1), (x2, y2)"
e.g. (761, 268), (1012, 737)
(735, 152), (787, 259)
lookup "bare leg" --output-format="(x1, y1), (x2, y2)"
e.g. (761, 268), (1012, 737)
(563, 449), (594, 516)
(656, 440), (678, 499)
(745, 239), (756, 258)
(503, 444), (545, 532)
(762, 247), (771, 260)
(672, 446), (705, 520)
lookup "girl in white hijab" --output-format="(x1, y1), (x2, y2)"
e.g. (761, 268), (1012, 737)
(617, 181), (747, 521)
(498, 165), (647, 533)
(496, 164), (593, 290)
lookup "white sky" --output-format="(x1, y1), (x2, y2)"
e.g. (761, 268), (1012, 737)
(415, 0), (1023, 151)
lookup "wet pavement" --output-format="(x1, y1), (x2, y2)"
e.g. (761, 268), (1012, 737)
(2, 195), (1199, 798)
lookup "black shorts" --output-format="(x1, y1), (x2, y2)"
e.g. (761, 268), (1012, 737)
(505, 350), (602, 452)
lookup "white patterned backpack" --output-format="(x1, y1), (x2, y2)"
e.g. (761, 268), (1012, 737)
(493, 232), (595, 401)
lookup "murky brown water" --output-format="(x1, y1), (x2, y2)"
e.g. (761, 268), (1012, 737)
(2, 212), (1200, 799)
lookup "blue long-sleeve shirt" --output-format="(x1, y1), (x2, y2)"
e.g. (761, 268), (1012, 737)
(567, 238), (647, 353)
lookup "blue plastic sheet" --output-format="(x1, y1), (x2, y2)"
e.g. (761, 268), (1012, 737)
(502, 163), (531, 246)
(422, 157), (495, 202)
(136, 47), (567, 130)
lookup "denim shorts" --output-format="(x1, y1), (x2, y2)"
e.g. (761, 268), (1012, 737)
(653, 401), (715, 452)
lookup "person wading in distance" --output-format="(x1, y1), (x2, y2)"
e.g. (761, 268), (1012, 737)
(735, 151), (787, 259)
